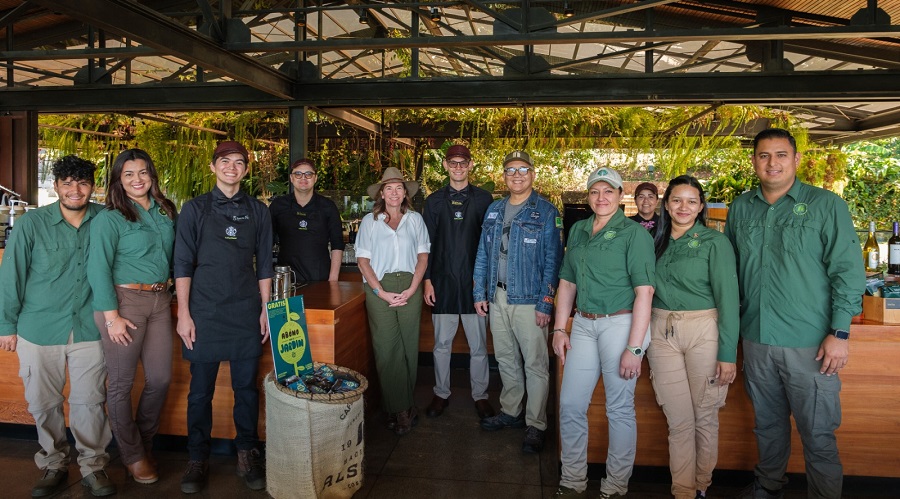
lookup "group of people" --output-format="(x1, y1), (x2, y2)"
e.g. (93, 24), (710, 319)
(0, 127), (866, 499)
(0, 140), (308, 497)
(354, 128), (865, 499)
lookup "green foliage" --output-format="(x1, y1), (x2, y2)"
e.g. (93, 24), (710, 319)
(842, 138), (900, 229)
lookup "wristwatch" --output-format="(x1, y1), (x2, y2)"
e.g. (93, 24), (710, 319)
(626, 345), (644, 356)
(372, 288), (380, 296)
(831, 328), (850, 340)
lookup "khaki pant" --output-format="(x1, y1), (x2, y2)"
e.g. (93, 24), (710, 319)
(95, 287), (173, 465)
(16, 334), (112, 477)
(489, 286), (549, 430)
(647, 308), (728, 499)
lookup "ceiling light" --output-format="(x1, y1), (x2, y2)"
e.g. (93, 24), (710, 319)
(564, 2), (575, 18)
(295, 12), (307, 27)
(430, 7), (441, 23)
(359, 10), (369, 24)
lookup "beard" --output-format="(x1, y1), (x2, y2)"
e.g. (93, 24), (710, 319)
(60, 197), (89, 212)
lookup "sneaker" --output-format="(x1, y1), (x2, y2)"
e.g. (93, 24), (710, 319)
(31, 468), (68, 497)
(553, 485), (586, 497)
(480, 411), (525, 431)
(237, 449), (266, 491)
(522, 425), (544, 453)
(598, 492), (625, 499)
(735, 480), (784, 499)
(181, 460), (209, 494)
(80, 470), (116, 497)
(696, 491), (705, 499)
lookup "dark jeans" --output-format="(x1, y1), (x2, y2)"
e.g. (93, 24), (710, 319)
(187, 357), (260, 461)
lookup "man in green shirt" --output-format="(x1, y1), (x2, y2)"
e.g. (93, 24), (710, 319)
(725, 129), (865, 499)
(0, 156), (115, 497)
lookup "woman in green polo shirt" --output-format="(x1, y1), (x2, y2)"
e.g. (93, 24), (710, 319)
(86, 149), (177, 485)
(647, 175), (739, 499)
(551, 167), (655, 499)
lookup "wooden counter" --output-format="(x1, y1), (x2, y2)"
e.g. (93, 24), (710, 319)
(0, 280), (374, 441)
(556, 318), (900, 478)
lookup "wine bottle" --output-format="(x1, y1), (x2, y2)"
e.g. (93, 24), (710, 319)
(863, 221), (880, 272)
(889, 222), (900, 275)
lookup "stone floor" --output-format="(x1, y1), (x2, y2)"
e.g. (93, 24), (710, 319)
(0, 366), (897, 498)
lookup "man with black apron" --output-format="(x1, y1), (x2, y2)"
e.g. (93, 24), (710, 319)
(423, 144), (496, 420)
(173, 141), (274, 494)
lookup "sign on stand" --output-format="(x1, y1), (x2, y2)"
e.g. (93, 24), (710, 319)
(267, 294), (314, 382)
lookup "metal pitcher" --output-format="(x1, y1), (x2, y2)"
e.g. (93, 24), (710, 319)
(272, 265), (296, 299)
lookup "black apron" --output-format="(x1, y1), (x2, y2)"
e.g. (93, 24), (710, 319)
(183, 193), (262, 363)
(431, 189), (484, 314)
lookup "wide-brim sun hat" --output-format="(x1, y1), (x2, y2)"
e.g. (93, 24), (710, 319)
(367, 166), (419, 199)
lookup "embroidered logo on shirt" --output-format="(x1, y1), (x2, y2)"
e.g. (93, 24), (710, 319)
(530, 211), (540, 219)
(523, 237), (537, 244)
(451, 200), (463, 206)
(158, 207), (166, 216)
(232, 215), (249, 222)
(603, 230), (617, 240)
(487, 212), (498, 220)
(688, 239), (701, 248)
(454, 211), (463, 220)
(298, 220), (308, 229)
(225, 226), (238, 239)
(793, 203), (808, 216)
(640, 220), (656, 230)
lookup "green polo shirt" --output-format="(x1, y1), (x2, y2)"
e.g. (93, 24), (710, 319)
(654, 221), (740, 362)
(0, 201), (103, 345)
(724, 179), (865, 348)
(86, 199), (176, 312)
(559, 210), (655, 314)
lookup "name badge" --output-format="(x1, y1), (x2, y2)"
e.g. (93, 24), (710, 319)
(523, 237), (537, 244)
(487, 212), (498, 220)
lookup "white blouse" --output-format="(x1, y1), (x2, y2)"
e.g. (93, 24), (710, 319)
(355, 210), (430, 282)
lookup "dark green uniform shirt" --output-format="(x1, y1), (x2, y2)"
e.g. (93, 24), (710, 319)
(86, 199), (176, 312)
(724, 179), (865, 348)
(559, 209), (655, 314)
(654, 221), (740, 362)
(0, 201), (103, 345)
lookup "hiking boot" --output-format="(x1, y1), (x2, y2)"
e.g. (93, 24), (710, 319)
(181, 460), (208, 494)
(237, 449), (266, 491)
(31, 468), (68, 497)
(480, 411), (525, 431)
(553, 485), (586, 497)
(80, 470), (116, 497)
(394, 406), (419, 436)
(522, 425), (544, 453)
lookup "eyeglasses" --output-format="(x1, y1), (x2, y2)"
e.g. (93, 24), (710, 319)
(447, 159), (469, 168)
(291, 171), (316, 179)
(504, 167), (533, 176)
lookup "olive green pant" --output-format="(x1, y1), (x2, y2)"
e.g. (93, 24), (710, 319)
(365, 272), (422, 414)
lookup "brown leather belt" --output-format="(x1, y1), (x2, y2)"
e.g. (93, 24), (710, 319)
(577, 309), (632, 320)
(116, 281), (169, 292)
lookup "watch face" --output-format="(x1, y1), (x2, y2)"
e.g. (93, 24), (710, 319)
(629, 346), (643, 356)
(833, 329), (850, 340)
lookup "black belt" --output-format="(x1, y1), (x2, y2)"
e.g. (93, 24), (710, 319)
(496, 282), (507, 290)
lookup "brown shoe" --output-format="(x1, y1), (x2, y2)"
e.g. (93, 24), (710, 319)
(475, 399), (496, 419)
(394, 406), (419, 436)
(426, 395), (449, 418)
(125, 458), (158, 484)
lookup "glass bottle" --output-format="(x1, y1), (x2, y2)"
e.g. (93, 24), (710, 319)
(889, 222), (900, 275)
(863, 221), (880, 272)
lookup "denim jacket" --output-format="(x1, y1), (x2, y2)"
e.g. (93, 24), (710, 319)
(472, 190), (563, 315)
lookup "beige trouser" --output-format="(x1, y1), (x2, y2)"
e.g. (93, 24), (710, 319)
(647, 308), (728, 499)
(16, 334), (112, 477)
(489, 286), (549, 430)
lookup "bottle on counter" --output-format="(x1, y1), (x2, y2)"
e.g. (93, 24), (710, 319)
(864, 221), (880, 272)
(889, 222), (900, 275)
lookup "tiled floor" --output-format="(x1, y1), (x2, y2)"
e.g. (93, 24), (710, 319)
(0, 366), (897, 498)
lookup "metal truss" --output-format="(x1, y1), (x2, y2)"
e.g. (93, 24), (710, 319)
(1, 0), (899, 143)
